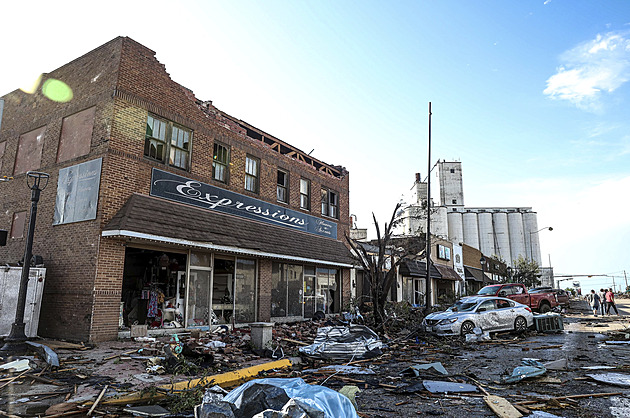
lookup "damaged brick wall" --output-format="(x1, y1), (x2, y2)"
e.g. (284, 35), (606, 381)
(0, 36), (352, 342)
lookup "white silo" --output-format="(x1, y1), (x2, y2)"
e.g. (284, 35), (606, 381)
(507, 211), (526, 264)
(477, 211), (495, 256)
(462, 212), (479, 249)
(447, 211), (464, 244)
(522, 211), (540, 264)
(493, 211), (512, 266)
(432, 206), (449, 238)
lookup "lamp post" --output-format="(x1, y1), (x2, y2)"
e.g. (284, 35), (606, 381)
(1, 171), (49, 356)
(529, 226), (553, 263)
(480, 256), (486, 282)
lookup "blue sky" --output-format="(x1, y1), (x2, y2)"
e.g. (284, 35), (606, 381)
(3, 1), (630, 291)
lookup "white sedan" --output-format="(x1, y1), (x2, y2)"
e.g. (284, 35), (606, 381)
(422, 296), (534, 336)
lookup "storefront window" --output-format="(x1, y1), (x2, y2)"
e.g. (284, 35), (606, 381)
(190, 251), (211, 267)
(234, 258), (256, 323)
(212, 258), (234, 324)
(187, 270), (211, 327)
(304, 266), (316, 318)
(316, 268), (340, 314)
(287, 265), (303, 317)
(271, 264), (287, 317)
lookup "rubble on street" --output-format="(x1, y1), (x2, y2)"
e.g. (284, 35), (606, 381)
(1, 299), (630, 417)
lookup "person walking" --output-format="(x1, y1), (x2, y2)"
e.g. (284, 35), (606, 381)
(587, 289), (601, 316)
(599, 289), (607, 316)
(605, 289), (620, 316)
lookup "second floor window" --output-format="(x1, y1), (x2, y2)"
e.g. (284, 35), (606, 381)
(277, 169), (288, 203)
(245, 155), (259, 193)
(300, 178), (310, 210)
(321, 188), (339, 219)
(145, 114), (191, 170)
(213, 143), (230, 183)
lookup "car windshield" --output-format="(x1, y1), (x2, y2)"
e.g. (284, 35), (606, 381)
(477, 286), (500, 295)
(448, 300), (478, 312)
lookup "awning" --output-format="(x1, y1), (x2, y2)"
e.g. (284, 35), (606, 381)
(435, 264), (463, 282)
(102, 194), (355, 268)
(464, 267), (493, 283)
(399, 259), (441, 279)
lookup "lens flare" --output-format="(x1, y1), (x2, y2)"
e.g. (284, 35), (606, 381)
(19, 74), (43, 94)
(41, 79), (73, 102)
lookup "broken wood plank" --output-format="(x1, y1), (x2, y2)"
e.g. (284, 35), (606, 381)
(0, 370), (28, 390)
(102, 358), (292, 405)
(103, 349), (137, 361)
(87, 385), (108, 416)
(484, 395), (523, 418)
(280, 338), (309, 346)
(515, 391), (623, 405)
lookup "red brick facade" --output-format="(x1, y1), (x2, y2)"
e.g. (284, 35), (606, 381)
(0, 37), (352, 342)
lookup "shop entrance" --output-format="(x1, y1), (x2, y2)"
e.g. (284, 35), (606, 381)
(120, 248), (187, 329)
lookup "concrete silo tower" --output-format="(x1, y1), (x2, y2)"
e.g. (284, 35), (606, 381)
(438, 161), (464, 208)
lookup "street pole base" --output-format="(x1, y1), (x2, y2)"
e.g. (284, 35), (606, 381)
(0, 322), (28, 358)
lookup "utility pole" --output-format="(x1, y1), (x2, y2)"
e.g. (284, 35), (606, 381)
(425, 102), (432, 314)
(624, 270), (628, 293)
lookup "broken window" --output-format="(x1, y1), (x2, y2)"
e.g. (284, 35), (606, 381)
(57, 107), (95, 163)
(272, 263), (304, 318)
(244, 155), (259, 193)
(277, 169), (288, 203)
(145, 114), (191, 170)
(0, 141), (6, 173)
(10, 211), (26, 239)
(300, 178), (310, 210)
(316, 268), (340, 314)
(213, 143), (230, 183)
(321, 187), (339, 219)
(14, 126), (46, 175)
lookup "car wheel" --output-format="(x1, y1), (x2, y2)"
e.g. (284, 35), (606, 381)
(460, 321), (475, 336)
(514, 316), (528, 333)
(539, 302), (551, 313)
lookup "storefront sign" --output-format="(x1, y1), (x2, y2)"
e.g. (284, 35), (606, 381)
(150, 169), (337, 238)
(53, 158), (102, 225)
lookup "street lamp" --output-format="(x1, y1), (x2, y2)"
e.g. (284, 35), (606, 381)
(1, 171), (49, 356)
(480, 256), (486, 282)
(529, 227), (553, 263)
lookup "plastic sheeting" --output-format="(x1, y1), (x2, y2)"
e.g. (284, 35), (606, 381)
(197, 378), (359, 418)
(503, 359), (547, 383)
(298, 325), (384, 360)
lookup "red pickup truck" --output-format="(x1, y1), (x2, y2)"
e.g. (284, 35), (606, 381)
(476, 283), (558, 313)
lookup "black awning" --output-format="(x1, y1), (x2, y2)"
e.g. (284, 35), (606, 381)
(399, 259), (441, 279)
(464, 267), (493, 283)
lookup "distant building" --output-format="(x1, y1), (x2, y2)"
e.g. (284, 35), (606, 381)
(398, 161), (548, 268)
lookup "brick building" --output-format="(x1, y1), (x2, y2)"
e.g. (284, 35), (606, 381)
(0, 37), (354, 342)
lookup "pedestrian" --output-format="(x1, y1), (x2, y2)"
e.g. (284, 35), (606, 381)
(605, 289), (620, 316)
(587, 289), (600, 316)
(599, 288), (607, 316)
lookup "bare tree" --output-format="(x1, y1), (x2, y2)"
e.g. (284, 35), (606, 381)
(345, 203), (422, 332)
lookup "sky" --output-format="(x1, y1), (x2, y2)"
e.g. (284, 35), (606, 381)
(2, 0), (630, 291)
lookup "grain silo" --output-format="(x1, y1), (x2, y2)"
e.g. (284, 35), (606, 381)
(507, 211), (526, 263)
(447, 210), (464, 244)
(477, 211), (495, 257)
(462, 211), (479, 249)
(522, 211), (540, 264)
(492, 211), (512, 265)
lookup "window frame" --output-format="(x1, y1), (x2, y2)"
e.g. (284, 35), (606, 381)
(144, 114), (192, 171)
(320, 187), (339, 219)
(300, 178), (311, 211)
(277, 169), (288, 204)
(244, 154), (260, 193)
(213, 142), (231, 183)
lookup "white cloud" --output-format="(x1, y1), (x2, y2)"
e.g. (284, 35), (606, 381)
(544, 31), (630, 110)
